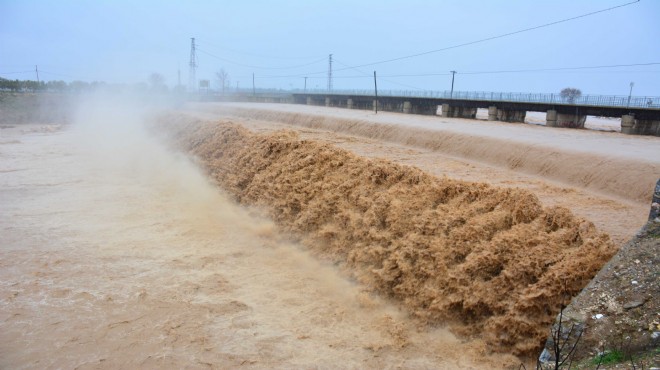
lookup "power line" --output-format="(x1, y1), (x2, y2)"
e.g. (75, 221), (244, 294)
(249, 61), (660, 80)
(255, 0), (641, 79)
(459, 62), (660, 75)
(196, 39), (323, 61)
(362, 62), (660, 78)
(333, 58), (426, 90)
(37, 70), (78, 79)
(197, 48), (326, 70)
(0, 70), (81, 80)
(333, 0), (641, 72)
(0, 70), (35, 75)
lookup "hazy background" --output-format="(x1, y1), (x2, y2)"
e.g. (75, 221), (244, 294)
(1, 0), (659, 95)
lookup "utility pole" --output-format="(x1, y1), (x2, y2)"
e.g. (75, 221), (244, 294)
(188, 37), (197, 93)
(327, 54), (333, 91)
(252, 73), (255, 96)
(177, 64), (181, 87)
(304, 77), (308, 92)
(35, 65), (39, 84)
(627, 81), (635, 108)
(450, 70), (457, 98)
(373, 71), (378, 114)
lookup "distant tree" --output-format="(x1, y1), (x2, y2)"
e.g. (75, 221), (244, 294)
(69, 80), (90, 93)
(20, 80), (42, 92)
(216, 68), (229, 95)
(8, 79), (20, 92)
(560, 87), (582, 104)
(0, 77), (13, 91)
(148, 73), (167, 93)
(46, 80), (67, 92)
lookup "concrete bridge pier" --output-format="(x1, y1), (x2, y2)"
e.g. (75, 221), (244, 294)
(356, 100), (372, 110)
(621, 115), (660, 135)
(497, 109), (526, 123)
(546, 110), (557, 127)
(621, 115), (635, 134)
(412, 103), (438, 115)
(306, 97), (313, 105)
(403, 101), (412, 114)
(440, 104), (476, 118)
(373, 100), (378, 112)
(488, 106), (498, 121)
(557, 113), (586, 128)
(547, 110), (587, 128)
(325, 97), (331, 107)
(347, 99), (354, 109)
(441, 104), (450, 117)
(454, 106), (477, 119)
(636, 120), (660, 136)
(381, 101), (398, 112)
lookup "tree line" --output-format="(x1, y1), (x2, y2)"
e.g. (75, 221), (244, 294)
(0, 75), (184, 94)
(0, 78), (103, 92)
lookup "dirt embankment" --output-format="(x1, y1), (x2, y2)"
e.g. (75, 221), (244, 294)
(160, 114), (617, 358)
(541, 218), (659, 368)
(219, 107), (659, 204)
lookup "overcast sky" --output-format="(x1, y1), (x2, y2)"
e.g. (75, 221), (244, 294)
(2, 0), (659, 95)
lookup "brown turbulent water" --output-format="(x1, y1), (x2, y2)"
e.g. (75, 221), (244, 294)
(184, 103), (655, 247)
(1, 100), (655, 368)
(162, 114), (616, 358)
(0, 123), (517, 368)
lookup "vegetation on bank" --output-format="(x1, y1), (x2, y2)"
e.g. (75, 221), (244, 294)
(0, 74), (182, 94)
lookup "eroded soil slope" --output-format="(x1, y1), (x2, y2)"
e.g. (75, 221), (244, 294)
(162, 115), (617, 357)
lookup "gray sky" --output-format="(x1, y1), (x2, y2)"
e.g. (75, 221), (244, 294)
(2, 0), (659, 96)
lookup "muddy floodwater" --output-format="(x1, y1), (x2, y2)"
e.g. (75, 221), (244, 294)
(184, 103), (659, 247)
(0, 121), (519, 369)
(2, 100), (657, 369)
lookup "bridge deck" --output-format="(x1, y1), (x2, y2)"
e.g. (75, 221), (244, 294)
(293, 93), (660, 120)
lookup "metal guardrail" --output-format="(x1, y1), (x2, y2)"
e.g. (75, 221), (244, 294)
(296, 89), (660, 109)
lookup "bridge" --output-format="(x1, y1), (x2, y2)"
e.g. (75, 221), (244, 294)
(281, 90), (660, 136)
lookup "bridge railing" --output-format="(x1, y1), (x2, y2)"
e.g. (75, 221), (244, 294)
(297, 89), (660, 109)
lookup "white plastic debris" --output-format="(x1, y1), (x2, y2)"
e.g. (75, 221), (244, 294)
(592, 314), (604, 320)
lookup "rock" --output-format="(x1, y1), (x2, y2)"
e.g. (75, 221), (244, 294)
(623, 300), (645, 310)
(538, 348), (552, 363)
(650, 180), (660, 221)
